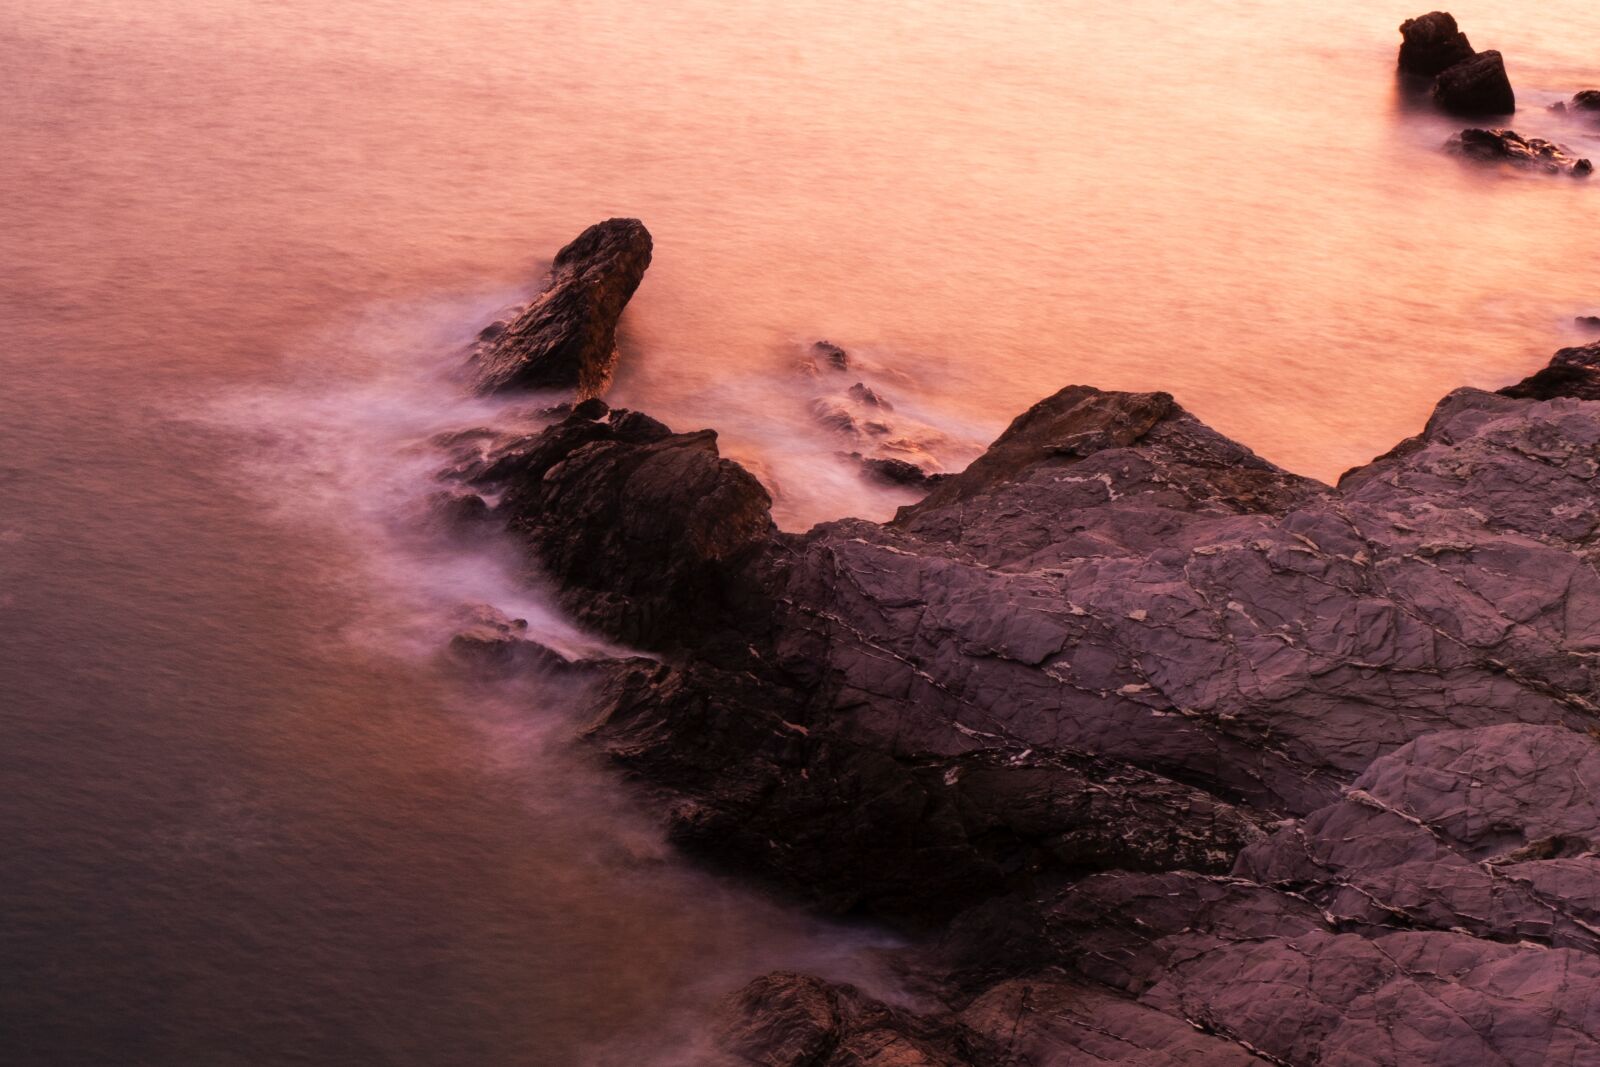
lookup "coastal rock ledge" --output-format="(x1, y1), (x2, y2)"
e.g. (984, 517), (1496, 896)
(450, 336), (1600, 1065)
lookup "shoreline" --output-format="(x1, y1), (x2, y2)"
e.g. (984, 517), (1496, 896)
(430, 219), (1600, 1064)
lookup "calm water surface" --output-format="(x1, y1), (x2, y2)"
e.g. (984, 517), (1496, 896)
(3, 1), (1598, 1063)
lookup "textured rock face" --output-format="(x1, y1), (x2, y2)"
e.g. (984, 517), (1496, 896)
(717, 973), (989, 1066)
(1236, 723), (1600, 951)
(1499, 339), (1600, 400)
(459, 399), (774, 651)
(1398, 12), (1474, 77)
(1448, 127), (1593, 176)
(458, 340), (1600, 1062)
(1433, 49), (1515, 115)
(470, 218), (653, 396)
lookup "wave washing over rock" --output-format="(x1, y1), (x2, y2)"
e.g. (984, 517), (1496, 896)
(428, 215), (1600, 1065)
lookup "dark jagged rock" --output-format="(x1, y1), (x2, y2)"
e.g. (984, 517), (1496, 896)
(469, 218), (652, 396)
(1398, 12), (1475, 78)
(810, 340), (850, 372)
(1448, 127), (1592, 175)
(848, 382), (891, 410)
(809, 397), (865, 436)
(460, 400), (774, 652)
(1572, 90), (1600, 112)
(585, 658), (1264, 922)
(1433, 49), (1515, 116)
(717, 973), (990, 1067)
(1499, 339), (1600, 400)
(448, 335), (1600, 1060)
(855, 455), (943, 488)
(445, 604), (575, 676)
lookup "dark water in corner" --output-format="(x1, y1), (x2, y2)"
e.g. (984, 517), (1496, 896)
(3, 1), (1599, 1063)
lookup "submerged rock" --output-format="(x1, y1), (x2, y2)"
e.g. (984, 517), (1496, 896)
(847, 382), (891, 409)
(469, 218), (653, 396)
(1433, 49), (1515, 115)
(1447, 127), (1592, 175)
(445, 603), (574, 676)
(855, 454), (943, 488)
(1397, 12), (1475, 78)
(810, 340), (850, 372)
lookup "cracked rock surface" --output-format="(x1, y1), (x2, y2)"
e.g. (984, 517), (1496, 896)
(451, 340), (1600, 1064)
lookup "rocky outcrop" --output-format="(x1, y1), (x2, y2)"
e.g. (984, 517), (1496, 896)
(440, 333), (1600, 1062)
(1398, 12), (1475, 78)
(1572, 90), (1600, 113)
(854, 455), (944, 488)
(445, 603), (579, 676)
(1499, 339), (1600, 400)
(469, 218), (652, 396)
(1433, 49), (1515, 115)
(456, 398), (773, 652)
(1447, 127), (1593, 176)
(1397, 14), (1515, 117)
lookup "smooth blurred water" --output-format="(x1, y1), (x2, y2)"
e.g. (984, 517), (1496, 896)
(3, 1), (1597, 1063)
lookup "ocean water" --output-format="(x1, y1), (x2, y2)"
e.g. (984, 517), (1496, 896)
(3, 1), (1597, 1063)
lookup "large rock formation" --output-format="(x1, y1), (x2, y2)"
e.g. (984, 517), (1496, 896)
(469, 218), (652, 396)
(1397, 13), (1515, 117)
(1398, 11), (1475, 77)
(436, 332), (1600, 1064)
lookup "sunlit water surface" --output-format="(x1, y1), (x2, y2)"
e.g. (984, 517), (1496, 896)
(4, 1), (1598, 1063)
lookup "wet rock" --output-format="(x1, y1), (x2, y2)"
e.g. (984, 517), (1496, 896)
(1397, 12), (1475, 78)
(848, 383), (892, 410)
(1578, 315), (1600, 330)
(1572, 90), (1600, 112)
(1499, 339), (1600, 400)
(809, 398), (861, 436)
(584, 656), (1265, 923)
(426, 487), (494, 530)
(463, 405), (775, 652)
(1433, 50), (1515, 116)
(811, 340), (850, 372)
(445, 604), (573, 676)
(857, 455), (942, 488)
(1235, 723), (1600, 951)
(717, 973), (989, 1067)
(960, 977), (1262, 1065)
(469, 218), (653, 396)
(1447, 127), (1592, 175)
(460, 334), (1600, 1061)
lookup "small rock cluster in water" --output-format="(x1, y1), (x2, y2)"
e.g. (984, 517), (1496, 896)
(1400, 11), (1595, 179)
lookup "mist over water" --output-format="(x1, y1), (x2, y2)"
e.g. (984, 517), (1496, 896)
(4, 0), (1599, 1063)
